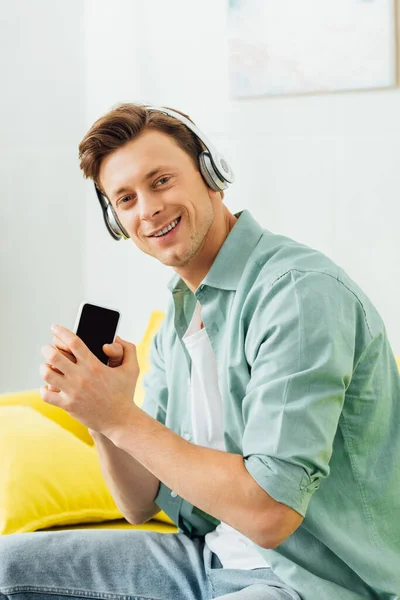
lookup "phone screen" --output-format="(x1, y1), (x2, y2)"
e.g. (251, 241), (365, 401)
(75, 303), (120, 365)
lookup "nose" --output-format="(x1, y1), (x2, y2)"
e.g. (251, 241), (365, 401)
(138, 191), (165, 221)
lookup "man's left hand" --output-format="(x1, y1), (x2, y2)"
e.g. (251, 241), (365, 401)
(39, 324), (139, 437)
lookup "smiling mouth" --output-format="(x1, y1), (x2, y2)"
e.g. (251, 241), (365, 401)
(150, 216), (182, 238)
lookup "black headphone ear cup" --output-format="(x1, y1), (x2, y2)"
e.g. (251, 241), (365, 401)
(199, 152), (227, 192)
(106, 204), (130, 240)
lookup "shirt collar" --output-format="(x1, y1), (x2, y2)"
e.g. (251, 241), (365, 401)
(167, 210), (265, 293)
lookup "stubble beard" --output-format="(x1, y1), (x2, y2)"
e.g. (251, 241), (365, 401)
(156, 209), (214, 268)
(157, 229), (206, 268)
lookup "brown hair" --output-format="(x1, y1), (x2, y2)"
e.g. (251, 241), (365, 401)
(78, 103), (204, 193)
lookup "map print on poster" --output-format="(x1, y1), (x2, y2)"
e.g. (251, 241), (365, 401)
(228, 0), (397, 98)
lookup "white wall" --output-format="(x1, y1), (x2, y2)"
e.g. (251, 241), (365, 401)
(2, 0), (399, 394)
(82, 0), (173, 350)
(0, 0), (86, 392)
(84, 0), (400, 354)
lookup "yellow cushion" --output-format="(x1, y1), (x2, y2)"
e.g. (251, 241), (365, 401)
(396, 356), (400, 372)
(0, 388), (94, 446)
(0, 405), (177, 536)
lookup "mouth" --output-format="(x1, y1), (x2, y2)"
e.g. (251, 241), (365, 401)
(149, 216), (182, 241)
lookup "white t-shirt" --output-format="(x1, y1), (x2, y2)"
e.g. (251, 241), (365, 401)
(182, 301), (270, 570)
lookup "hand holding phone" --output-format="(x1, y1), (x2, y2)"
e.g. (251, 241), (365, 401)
(42, 303), (139, 434)
(48, 302), (122, 392)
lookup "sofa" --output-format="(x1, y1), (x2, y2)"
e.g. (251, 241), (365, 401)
(1, 310), (399, 538)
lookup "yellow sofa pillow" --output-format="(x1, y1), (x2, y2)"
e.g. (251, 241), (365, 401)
(0, 405), (176, 536)
(0, 405), (122, 535)
(0, 388), (94, 446)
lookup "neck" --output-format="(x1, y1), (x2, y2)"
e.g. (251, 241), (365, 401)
(176, 208), (237, 293)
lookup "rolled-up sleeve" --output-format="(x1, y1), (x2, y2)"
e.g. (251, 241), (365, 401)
(242, 269), (358, 517)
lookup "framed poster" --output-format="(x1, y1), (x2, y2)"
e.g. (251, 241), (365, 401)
(228, 0), (397, 97)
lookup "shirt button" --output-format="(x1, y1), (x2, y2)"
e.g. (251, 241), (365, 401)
(183, 433), (191, 441)
(170, 491), (178, 498)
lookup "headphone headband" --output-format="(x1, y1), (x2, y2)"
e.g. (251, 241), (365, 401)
(95, 104), (235, 241)
(145, 106), (235, 184)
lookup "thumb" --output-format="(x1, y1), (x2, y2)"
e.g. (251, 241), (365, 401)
(103, 336), (137, 369)
(114, 336), (138, 365)
(103, 340), (123, 356)
(103, 336), (124, 368)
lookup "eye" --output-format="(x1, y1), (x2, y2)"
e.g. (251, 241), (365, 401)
(155, 176), (170, 186)
(118, 195), (134, 206)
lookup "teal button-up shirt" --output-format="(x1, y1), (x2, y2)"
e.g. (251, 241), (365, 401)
(142, 210), (400, 600)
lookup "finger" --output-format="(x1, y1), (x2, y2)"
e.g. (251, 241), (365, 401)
(52, 335), (73, 354)
(102, 342), (124, 368)
(102, 342), (123, 356)
(41, 345), (75, 375)
(112, 338), (139, 370)
(56, 346), (77, 363)
(39, 362), (64, 387)
(50, 324), (88, 362)
(48, 385), (61, 392)
(52, 337), (77, 363)
(40, 385), (67, 408)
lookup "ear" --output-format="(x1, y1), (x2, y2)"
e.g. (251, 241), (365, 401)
(207, 186), (224, 203)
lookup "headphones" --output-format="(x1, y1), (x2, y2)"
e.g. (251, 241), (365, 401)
(94, 105), (235, 241)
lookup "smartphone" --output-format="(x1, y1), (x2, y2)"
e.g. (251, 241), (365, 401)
(73, 302), (121, 365)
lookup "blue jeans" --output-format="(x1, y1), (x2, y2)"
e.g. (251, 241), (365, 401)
(0, 528), (301, 600)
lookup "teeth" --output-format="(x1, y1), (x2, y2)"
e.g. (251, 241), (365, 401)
(153, 218), (180, 237)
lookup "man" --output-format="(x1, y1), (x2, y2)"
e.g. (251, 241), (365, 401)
(1, 104), (399, 600)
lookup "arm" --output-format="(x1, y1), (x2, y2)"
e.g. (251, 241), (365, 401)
(108, 409), (302, 548)
(89, 429), (161, 525)
(106, 307), (303, 547)
(107, 271), (357, 548)
(49, 335), (162, 526)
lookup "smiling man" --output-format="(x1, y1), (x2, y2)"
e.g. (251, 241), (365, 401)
(1, 104), (399, 600)
(98, 126), (237, 287)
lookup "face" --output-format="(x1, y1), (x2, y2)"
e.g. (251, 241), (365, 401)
(99, 129), (220, 269)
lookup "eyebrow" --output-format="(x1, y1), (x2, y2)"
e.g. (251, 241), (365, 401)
(111, 166), (173, 200)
